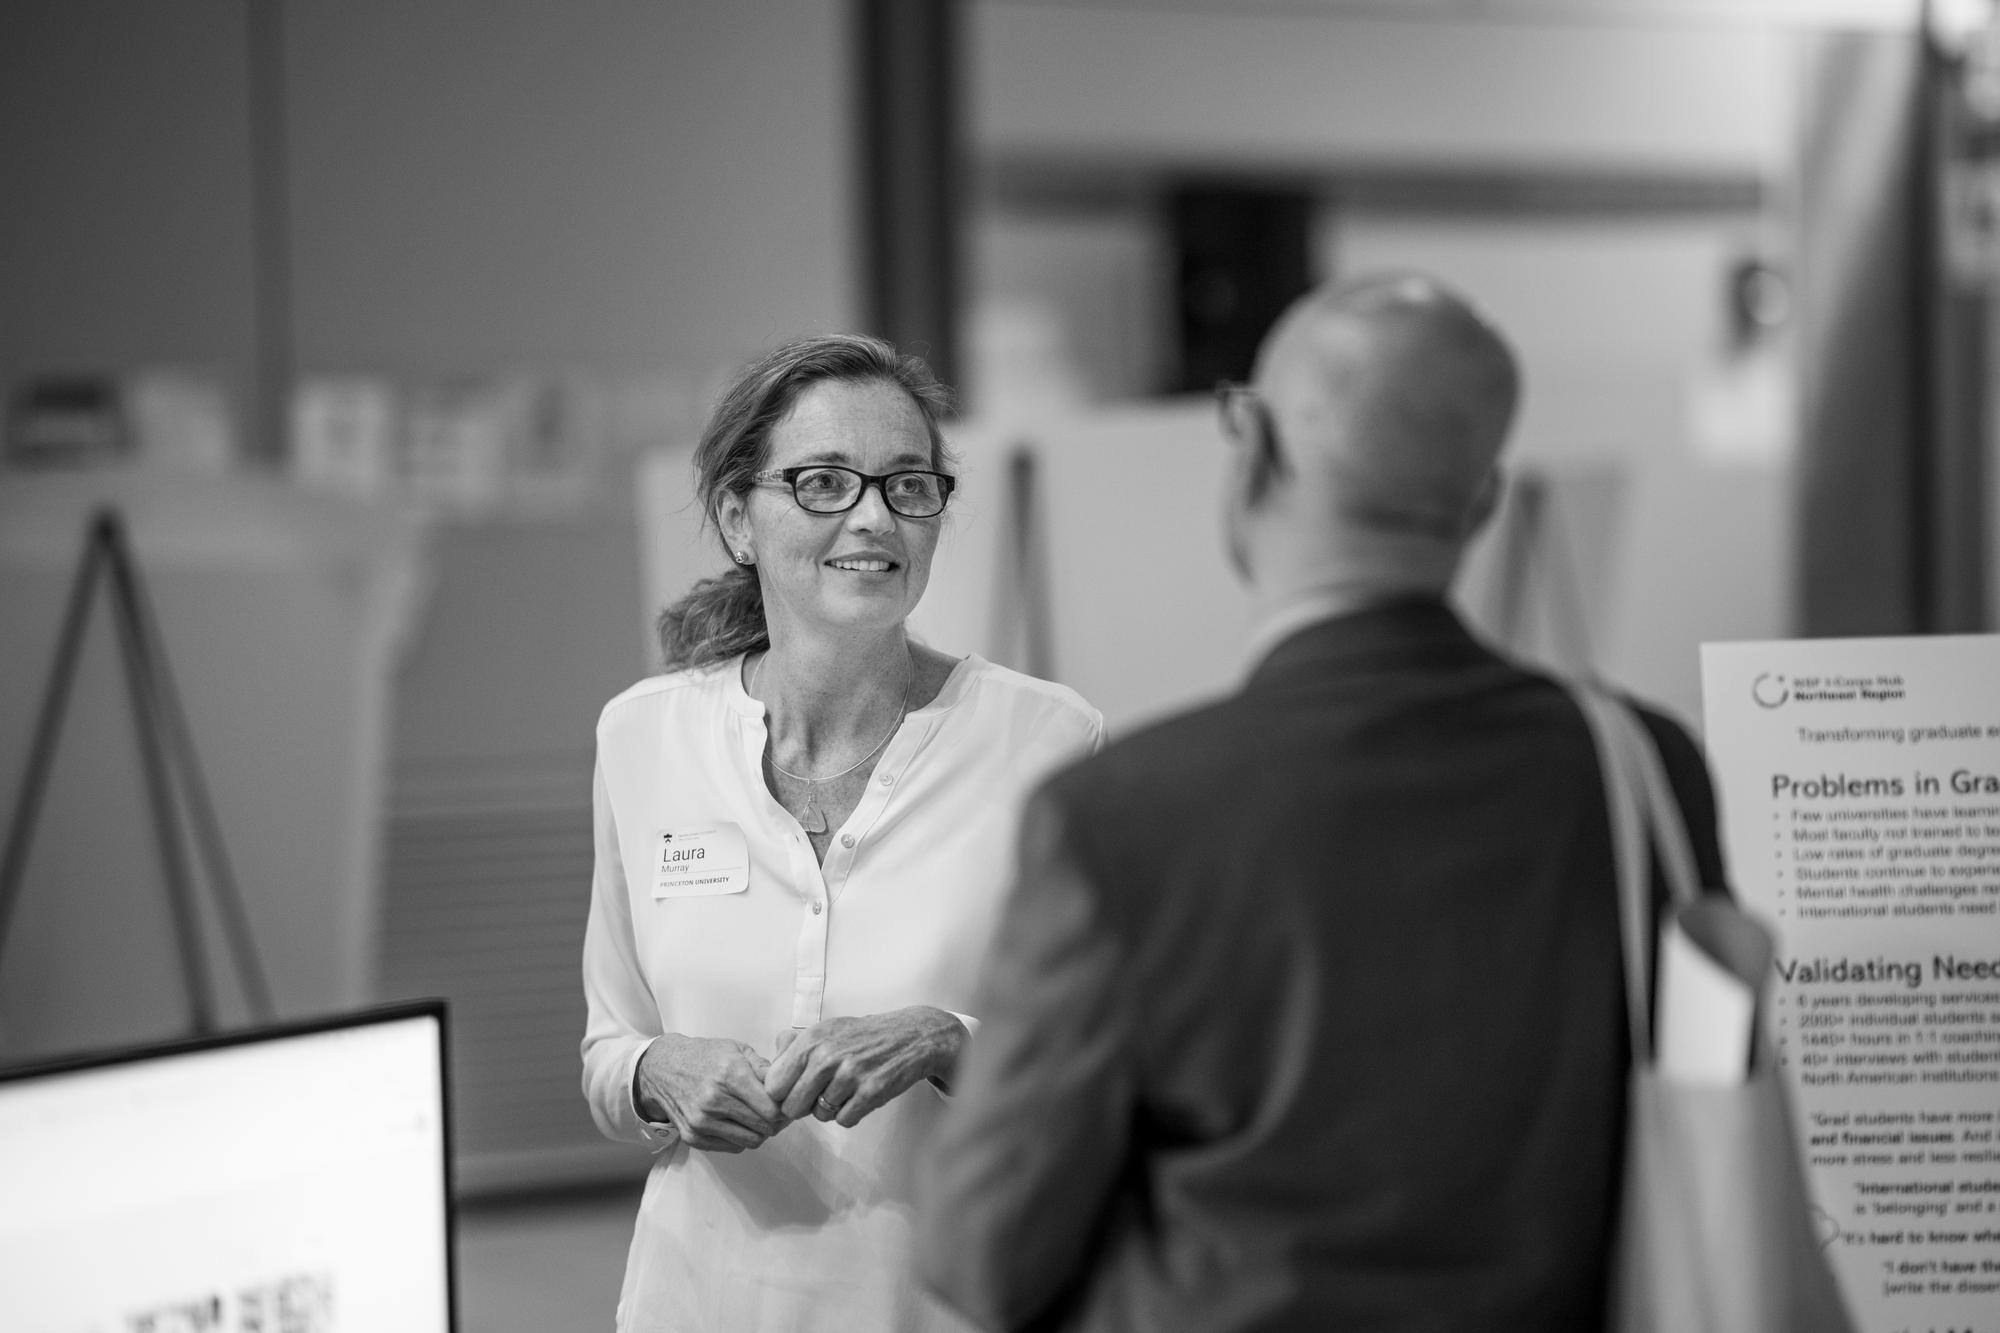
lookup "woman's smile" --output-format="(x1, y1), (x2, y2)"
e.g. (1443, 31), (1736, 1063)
(827, 552), (899, 575)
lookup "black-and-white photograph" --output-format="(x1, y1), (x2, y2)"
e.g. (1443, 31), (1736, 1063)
(5, 3), (1999, 1330)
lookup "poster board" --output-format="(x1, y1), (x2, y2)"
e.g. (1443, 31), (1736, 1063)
(1702, 635), (2000, 1328)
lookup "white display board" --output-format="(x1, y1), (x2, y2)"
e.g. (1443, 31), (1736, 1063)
(1702, 635), (2000, 1329)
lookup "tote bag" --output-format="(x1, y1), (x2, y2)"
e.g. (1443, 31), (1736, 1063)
(1570, 686), (1856, 1333)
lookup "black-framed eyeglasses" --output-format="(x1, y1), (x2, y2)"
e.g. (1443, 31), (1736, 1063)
(753, 465), (956, 518)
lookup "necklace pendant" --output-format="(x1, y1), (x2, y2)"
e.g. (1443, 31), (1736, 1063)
(797, 797), (828, 834)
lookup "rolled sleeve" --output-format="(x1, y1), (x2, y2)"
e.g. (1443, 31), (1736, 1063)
(626, 1036), (681, 1151)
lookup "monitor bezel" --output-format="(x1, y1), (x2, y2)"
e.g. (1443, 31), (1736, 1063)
(0, 997), (458, 1332)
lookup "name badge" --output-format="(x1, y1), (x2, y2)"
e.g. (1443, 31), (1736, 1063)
(651, 823), (750, 898)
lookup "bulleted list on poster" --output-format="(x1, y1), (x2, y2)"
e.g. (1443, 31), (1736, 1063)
(1702, 635), (2000, 1333)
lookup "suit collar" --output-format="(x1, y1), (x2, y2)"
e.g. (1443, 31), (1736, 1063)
(1244, 597), (1489, 691)
(1241, 585), (1391, 668)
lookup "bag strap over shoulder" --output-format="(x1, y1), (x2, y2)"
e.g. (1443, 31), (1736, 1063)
(1569, 684), (1702, 1059)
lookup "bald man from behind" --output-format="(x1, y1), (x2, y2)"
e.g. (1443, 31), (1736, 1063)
(913, 275), (1727, 1332)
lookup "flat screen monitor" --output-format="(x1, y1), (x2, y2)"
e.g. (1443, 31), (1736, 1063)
(0, 1000), (455, 1332)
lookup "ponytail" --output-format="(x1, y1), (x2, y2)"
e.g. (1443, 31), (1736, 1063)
(657, 564), (768, 670)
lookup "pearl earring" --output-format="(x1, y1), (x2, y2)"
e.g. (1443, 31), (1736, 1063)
(733, 551), (752, 565)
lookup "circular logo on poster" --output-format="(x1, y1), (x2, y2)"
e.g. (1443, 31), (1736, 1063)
(1752, 673), (1790, 709)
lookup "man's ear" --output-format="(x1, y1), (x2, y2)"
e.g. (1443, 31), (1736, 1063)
(1236, 418), (1289, 510)
(1249, 440), (1286, 507)
(1462, 467), (1503, 539)
(1221, 433), (1276, 527)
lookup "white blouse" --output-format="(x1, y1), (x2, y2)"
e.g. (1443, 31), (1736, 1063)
(581, 652), (1102, 1333)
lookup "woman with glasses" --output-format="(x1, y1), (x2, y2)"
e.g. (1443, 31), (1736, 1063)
(581, 333), (1101, 1331)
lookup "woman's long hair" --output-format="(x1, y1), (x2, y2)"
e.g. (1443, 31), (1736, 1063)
(657, 333), (954, 670)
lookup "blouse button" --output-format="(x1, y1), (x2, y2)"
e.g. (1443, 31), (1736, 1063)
(879, 773), (894, 786)
(841, 833), (856, 849)
(812, 900), (823, 915)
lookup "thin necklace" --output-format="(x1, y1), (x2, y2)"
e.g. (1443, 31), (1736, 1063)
(749, 651), (912, 835)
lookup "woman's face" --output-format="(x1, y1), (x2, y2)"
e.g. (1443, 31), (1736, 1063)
(719, 378), (943, 642)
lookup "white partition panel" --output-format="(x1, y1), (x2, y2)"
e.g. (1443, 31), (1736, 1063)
(921, 403), (1256, 736)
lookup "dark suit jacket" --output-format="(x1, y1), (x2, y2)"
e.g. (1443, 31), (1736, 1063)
(915, 600), (1725, 1333)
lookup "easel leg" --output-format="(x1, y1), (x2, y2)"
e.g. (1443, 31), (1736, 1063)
(102, 519), (219, 1035)
(0, 527), (110, 967)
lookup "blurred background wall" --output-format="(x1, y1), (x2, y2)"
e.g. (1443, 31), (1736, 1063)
(1, 0), (855, 1192)
(1, 0), (854, 407)
(2, 0), (1996, 1198)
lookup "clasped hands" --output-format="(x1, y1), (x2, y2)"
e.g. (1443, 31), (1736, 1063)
(635, 1007), (966, 1153)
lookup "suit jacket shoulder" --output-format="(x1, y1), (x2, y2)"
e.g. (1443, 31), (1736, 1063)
(1041, 607), (1727, 906)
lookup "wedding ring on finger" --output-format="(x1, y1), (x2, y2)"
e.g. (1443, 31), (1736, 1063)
(816, 1096), (838, 1116)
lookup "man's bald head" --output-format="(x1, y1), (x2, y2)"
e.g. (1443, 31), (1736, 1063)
(1252, 273), (1520, 545)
